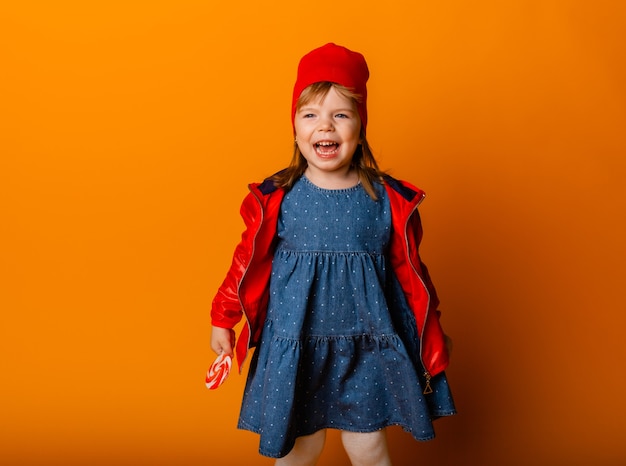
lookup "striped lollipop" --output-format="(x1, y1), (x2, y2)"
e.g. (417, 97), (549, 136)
(205, 353), (232, 390)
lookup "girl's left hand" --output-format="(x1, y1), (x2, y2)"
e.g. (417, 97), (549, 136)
(211, 325), (235, 357)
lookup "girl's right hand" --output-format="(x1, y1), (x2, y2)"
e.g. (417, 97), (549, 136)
(211, 325), (235, 357)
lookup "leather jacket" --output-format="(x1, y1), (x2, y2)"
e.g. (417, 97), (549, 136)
(211, 174), (450, 383)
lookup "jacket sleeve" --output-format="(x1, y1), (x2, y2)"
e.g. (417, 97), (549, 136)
(410, 208), (450, 376)
(210, 192), (259, 329)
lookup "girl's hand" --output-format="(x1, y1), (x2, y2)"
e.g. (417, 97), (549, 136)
(211, 326), (235, 357)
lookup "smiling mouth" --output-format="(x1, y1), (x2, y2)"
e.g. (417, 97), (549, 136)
(315, 141), (339, 155)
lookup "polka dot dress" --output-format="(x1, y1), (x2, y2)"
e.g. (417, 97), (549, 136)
(238, 177), (456, 458)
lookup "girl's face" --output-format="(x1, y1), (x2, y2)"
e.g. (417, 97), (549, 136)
(294, 86), (361, 182)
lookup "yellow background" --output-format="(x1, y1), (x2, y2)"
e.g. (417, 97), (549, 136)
(2, 1), (625, 465)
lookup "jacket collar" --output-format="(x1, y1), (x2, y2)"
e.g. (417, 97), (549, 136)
(257, 177), (280, 195)
(382, 174), (422, 202)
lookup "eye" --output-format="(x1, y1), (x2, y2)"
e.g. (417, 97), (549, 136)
(302, 113), (315, 118)
(335, 113), (349, 119)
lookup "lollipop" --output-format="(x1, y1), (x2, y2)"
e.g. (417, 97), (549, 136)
(205, 353), (232, 390)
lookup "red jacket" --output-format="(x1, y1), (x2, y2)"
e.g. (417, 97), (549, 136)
(211, 174), (450, 383)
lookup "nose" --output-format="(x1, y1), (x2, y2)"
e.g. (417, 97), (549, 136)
(318, 115), (334, 131)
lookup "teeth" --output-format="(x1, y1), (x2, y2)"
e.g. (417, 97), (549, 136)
(316, 141), (336, 146)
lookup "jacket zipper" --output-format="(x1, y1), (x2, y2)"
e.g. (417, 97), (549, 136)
(404, 194), (433, 394)
(235, 185), (264, 372)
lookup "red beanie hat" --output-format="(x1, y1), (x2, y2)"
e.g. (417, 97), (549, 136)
(291, 43), (370, 132)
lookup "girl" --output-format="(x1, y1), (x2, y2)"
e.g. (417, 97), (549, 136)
(210, 43), (456, 465)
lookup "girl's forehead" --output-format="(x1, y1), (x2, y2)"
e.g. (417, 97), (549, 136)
(300, 86), (357, 108)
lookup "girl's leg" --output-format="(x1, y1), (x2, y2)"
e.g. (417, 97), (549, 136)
(275, 429), (327, 466)
(341, 429), (392, 466)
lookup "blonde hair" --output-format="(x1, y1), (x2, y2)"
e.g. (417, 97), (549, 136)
(272, 82), (384, 200)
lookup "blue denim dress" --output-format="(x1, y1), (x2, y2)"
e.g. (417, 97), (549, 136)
(238, 177), (456, 458)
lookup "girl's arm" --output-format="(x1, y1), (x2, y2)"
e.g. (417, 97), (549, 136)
(210, 192), (257, 330)
(210, 190), (262, 356)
